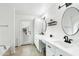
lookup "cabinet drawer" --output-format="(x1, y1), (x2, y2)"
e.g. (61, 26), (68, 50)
(46, 43), (56, 56)
(46, 47), (55, 56)
(56, 48), (71, 56)
(46, 41), (71, 56)
(46, 42), (56, 52)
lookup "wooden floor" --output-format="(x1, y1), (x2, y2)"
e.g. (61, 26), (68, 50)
(10, 44), (43, 56)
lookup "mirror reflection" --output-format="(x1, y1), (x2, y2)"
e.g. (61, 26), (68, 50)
(62, 7), (79, 35)
(34, 17), (47, 35)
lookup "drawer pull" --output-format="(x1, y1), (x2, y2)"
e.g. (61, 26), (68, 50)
(48, 45), (51, 48)
(52, 55), (55, 56)
(60, 54), (63, 56)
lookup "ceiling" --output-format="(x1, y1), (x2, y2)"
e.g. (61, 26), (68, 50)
(0, 3), (58, 16)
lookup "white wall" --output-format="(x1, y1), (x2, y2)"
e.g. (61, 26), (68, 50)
(0, 7), (15, 53)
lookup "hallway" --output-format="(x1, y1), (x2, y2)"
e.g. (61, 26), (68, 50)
(11, 44), (43, 56)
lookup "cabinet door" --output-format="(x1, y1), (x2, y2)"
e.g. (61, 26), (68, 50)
(46, 45), (56, 56)
(46, 42), (71, 56)
(55, 48), (71, 56)
(46, 43), (56, 56)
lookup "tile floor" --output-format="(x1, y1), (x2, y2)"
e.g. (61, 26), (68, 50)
(10, 44), (43, 56)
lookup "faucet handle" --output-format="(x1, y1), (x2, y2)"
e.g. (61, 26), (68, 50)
(69, 39), (73, 43)
(69, 39), (73, 41)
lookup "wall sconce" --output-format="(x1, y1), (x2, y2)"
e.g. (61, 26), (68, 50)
(48, 19), (57, 26)
(58, 3), (72, 9)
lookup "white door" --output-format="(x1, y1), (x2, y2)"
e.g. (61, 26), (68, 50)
(20, 20), (33, 45)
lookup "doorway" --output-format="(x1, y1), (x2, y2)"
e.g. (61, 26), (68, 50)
(20, 20), (34, 45)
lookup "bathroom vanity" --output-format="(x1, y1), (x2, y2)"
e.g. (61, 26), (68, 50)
(34, 35), (79, 56)
(46, 41), (71, 56)
(46, 40), (79, 56)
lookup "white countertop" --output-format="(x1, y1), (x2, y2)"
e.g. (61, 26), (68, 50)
(35, 34), (79, 56)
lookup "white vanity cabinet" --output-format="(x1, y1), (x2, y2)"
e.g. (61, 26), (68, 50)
(34, 35), (72, 56)
(34, 38), (46, 53)
(34, 35), (45, 52)
(46, 45), (56, 56)
(55, 48), (71, 56)
(46, 42), (56, 56)
(46, 42), (71, 56)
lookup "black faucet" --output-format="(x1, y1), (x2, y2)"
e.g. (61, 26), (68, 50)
(64, 36), (73, 44)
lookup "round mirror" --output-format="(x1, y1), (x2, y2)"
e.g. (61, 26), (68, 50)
(41, 17), (47, 34)
(62, 7), (79, 36)
(34, 17), (47, 35)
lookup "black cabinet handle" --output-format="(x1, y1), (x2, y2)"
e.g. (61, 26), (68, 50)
(48, 45), (51, 48)
(60, 54), (63, 56)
